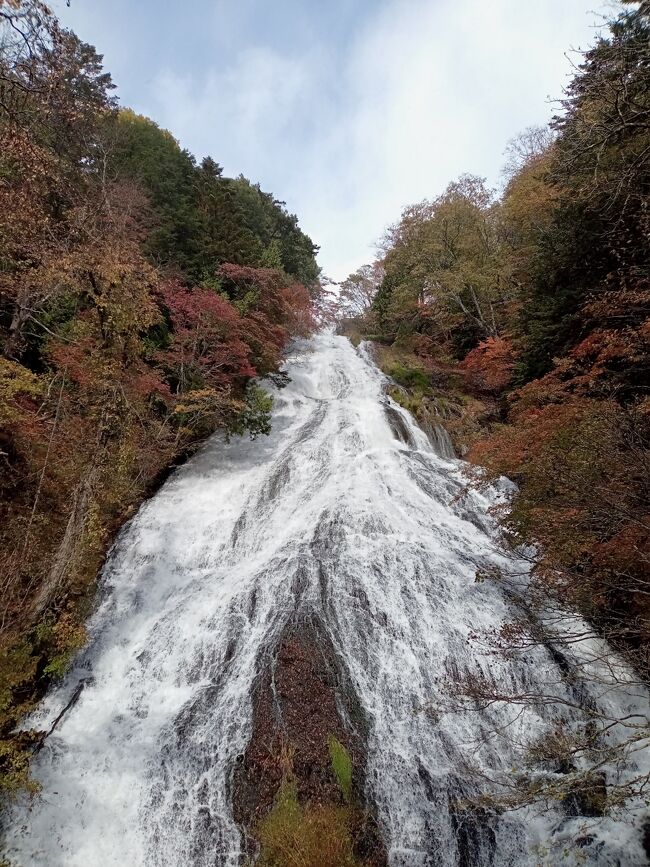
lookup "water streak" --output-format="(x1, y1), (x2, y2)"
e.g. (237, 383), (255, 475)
(5, 333), (649, 866)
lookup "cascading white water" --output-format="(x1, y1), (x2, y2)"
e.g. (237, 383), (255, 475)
(4, 332), (649, 866)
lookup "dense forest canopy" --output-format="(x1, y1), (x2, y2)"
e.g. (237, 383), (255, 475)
(108, 110), (320, 286)
(335, 0), (650, 817)
(0, 0), (319, 795)
(344, 0), (650, 689)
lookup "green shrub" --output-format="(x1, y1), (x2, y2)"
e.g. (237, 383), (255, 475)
(227, 384), (274, 439)
(328, 735), (353, 802)
(257, 778), (358, 867)
(385, 362), (429, 392)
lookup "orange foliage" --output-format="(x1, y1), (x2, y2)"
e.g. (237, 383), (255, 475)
(460, 337), (517, 395)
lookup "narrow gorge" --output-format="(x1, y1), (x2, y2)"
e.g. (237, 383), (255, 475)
(5, 334), (649, 866)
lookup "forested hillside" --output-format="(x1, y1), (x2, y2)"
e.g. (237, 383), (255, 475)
(0, 0), (319, 793)
(341, 0), (650, 673)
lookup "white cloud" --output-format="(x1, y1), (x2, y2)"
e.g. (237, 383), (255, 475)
(153, 47), (318, 180)
(299, 0), (606, 280)
(58, 0), (607, 282)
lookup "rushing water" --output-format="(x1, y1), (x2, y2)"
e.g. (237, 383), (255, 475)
(5, 332), (650, 866)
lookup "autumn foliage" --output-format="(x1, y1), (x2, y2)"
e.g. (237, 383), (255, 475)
(460, 337), (516, 395)
(346, 2), (650, 679)
(0, 0), (319, 795)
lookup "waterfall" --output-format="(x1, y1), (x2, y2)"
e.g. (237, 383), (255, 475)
(4, 332), (649, 866)
(423, 421), (456, 460)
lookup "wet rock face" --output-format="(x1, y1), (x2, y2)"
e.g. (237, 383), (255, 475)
(384, 401), (415, 447)
(233, 621), (387, 865)
(450, 804), (497, 867)
(643, 819), (650, 859)
(563, 772), (608, 818)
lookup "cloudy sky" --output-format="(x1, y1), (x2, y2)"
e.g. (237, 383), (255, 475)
(55, 0), (607, 281)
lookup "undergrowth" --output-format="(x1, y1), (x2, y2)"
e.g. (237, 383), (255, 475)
(256, 779), (359, 867)
(328, 735), (352, 802)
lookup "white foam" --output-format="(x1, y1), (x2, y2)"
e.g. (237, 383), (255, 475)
(5, 333), (649, 866)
